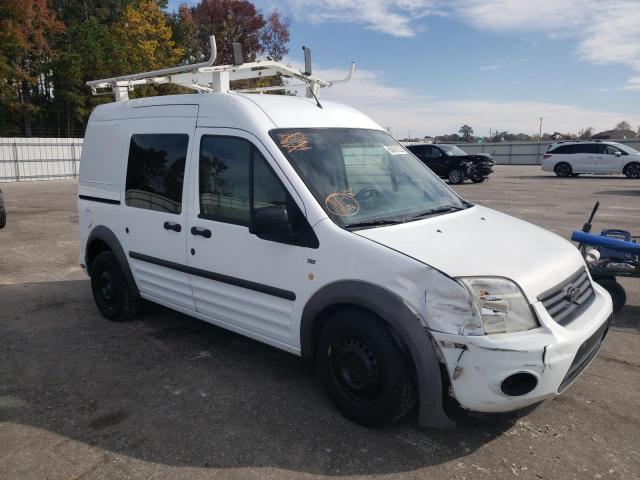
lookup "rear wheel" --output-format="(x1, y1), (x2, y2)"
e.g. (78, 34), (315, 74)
(0, 210), (5, 228)
(90, 251), (139, 321)
(554, 162), (572, 177)
(448, 168), (465, 184)
(316, 308), (416, 427)
(624, 162), (640, 179)
(596, 277), (626, 313)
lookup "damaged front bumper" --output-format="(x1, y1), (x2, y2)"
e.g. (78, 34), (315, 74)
(432, 283), (612, 413)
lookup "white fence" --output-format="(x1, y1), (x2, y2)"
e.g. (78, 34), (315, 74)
(0, 138), (82, 182)
(401, 139), (640, 165)
(2, 137), (640, 182)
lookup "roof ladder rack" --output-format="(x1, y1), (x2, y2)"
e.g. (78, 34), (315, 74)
(87, 35), (355, 102)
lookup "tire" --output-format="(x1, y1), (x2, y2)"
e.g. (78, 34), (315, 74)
(0, 209), (5, 229)
(90, 251), (139, 321)
(448, 168), (465, 184)
(316, 308), (416, 427)
(470, 176), (486, 183)
(554, 162), (572, 177)
(624, 162), (640, 179)
(596, 278), (626, 313)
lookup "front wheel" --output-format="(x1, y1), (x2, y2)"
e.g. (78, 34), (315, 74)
(316, 308), (416, 427)
(554, 162), (573, 177)
(624, 162), (640, 179)
(448, 168), (465, 184)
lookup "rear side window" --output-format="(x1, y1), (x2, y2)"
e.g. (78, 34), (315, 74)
(125, 134), (189, 214)
(550, 145), (577, 154)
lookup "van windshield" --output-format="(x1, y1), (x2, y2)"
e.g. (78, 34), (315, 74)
(270, 128), (467, 229)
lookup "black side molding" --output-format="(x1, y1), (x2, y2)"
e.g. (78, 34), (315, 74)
(129, 251), (296, 301)
(79, 195), (121, 205)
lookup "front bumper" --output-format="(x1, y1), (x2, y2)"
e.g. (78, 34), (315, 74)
(468, 163), (494, 177)
(432, 283), (612, 413)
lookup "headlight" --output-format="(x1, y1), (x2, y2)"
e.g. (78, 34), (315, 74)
(458, 277), (538, 335)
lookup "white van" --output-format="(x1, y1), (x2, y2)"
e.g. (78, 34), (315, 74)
(78, 46), (612, 428)
(542, 140), (640, 178)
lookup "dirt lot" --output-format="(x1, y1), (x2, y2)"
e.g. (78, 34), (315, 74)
(1, 166), (638, 480)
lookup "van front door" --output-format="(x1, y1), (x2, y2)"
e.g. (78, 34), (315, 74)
(186, 129), (311, 350)
(121, 112), (197, 310)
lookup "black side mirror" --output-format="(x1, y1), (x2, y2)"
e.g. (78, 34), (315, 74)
(251, 205), (291, 236)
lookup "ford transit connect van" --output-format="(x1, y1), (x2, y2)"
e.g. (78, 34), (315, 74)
(79, 50), (612, 428)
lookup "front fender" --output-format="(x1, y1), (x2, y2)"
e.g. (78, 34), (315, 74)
(300, 280), (455, 428)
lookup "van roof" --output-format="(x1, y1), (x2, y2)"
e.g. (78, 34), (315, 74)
(89, 92), (382, 132)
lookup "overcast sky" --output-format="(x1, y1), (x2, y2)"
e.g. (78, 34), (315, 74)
(168, 0), (640, 137)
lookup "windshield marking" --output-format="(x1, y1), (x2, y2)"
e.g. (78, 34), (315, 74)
(325, 192), (360, 216)
(277, 132), (312, 154)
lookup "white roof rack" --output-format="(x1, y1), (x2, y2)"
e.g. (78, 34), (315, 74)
(86, 35), (355, 102)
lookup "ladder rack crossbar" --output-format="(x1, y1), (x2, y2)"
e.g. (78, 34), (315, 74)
(86, 34), (355, 102)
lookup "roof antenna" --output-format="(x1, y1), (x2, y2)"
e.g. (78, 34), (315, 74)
(300, 69), (323, 109)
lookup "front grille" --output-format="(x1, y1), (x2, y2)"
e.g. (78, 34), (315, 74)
(538, 268), (595, 326)
(558, 316), (610, 392)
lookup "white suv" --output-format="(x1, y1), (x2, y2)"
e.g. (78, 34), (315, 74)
(542, 141), (640, 178)
(79, 93), (612, 428)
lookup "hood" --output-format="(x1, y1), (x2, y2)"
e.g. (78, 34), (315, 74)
(356, 205), (585, 301)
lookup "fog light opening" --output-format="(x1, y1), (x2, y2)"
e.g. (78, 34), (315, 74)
(500, 372), (538, 397)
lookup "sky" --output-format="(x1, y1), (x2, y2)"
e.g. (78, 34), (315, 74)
(167, 0), (640, 138)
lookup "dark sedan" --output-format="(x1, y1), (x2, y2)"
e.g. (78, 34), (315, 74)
(406, 144), (495, 184)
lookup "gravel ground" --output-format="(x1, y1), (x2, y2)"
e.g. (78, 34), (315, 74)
(0, 166), (638, 480)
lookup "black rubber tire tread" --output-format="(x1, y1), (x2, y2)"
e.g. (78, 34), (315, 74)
(448, 169), (465, 184)
(316, 307), (416, 427)
(623, 162), (640, 179)
(0, 210), (5, 228)
(90, 250), (139, 321)
(554, 162), (573, 177)
(596, 278), (626, 313)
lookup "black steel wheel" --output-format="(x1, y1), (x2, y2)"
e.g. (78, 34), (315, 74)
(316, 307), (416, 427)
(448, 168), (465, 184)
(624, 162), (640, 179)
(554, 162), (573, 177)
(90, 251), (138, 321)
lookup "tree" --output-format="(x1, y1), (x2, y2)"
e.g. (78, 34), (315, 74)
(262, 9), (290, 61)
(112, 0), (183, 77)
(458, 124), (474, 141)
(0, 0), (64, 136)
(615, 120), (632, 131)
(578, 127), (594, 140)
(170, 3), (201, 64)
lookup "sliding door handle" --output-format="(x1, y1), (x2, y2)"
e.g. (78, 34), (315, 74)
(191, 226), (212, 238)
(163, 221), (182, 232)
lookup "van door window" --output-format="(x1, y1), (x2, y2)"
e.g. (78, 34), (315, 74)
(125, 134), (189, 214)
(199, 136), (251, 225)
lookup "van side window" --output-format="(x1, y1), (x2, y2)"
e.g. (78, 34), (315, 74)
(199, 136), (251, 225)
(125, 134), (189, 214)
(253, 152), (287, 209)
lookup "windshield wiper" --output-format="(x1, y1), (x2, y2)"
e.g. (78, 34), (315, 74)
(344, 218), (405, 230)
(409, 205), (467, 220)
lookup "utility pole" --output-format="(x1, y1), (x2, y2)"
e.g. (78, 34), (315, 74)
(539, 117), (543, 141)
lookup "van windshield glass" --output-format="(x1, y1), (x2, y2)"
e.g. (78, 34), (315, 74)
(270, 128), (466, 229)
